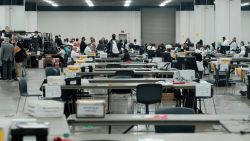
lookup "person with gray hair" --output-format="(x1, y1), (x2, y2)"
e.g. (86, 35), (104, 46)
(0, 37), (14, 80)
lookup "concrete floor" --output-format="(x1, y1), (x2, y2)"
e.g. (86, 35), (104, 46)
(0, 68), (250, 133)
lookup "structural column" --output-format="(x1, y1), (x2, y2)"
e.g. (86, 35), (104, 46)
(0, 0), (25, 31)
(215, 0), (241, 43)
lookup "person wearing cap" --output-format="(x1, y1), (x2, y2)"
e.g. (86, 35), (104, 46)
(165, 44), (172, 53)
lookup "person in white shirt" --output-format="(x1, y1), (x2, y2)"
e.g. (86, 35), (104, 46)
(230, 37), (238, 53)
(222, 36), (230, 46)
(57, 46), (65, 59)
(147, 43), (156, 51)
(84, 44), (92, 55)
(71, 47), (80, 61)
(108, 34), (120, 57)
(195, 44), (202, 54)
(239, 41), (246, 58)
(133, 39), (139, 46)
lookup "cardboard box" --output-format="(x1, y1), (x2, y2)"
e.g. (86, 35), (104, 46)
(161, 93), (175, 102)
(26, 100), (64, 117)
(76, 100), (105, 118)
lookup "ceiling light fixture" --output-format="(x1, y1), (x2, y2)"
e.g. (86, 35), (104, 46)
(159, 0), (171, 7)
(124, 0), (132, 7)
(241, 2), (249, 7)
(43, 0), (58, 7)
(85, 0), (94, 7)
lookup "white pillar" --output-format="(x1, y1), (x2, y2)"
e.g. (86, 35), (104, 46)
(215, 0), (241, 42)
(25, 11), (37, 32)
(0, 5), (25, 31)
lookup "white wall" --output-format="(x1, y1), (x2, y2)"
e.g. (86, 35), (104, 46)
(176, 5), (215, 45)
(241, 11), (250, 44)
(215, 0), (241, 42)
(0, 6), (25, 31)
(37, 11), (141, 44)
(0, 6), (10, 30)
(25, 11), (37, 32)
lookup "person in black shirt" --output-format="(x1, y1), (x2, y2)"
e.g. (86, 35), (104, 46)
(80, 37), (87, 54)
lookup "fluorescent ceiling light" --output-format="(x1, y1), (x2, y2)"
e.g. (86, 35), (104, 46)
(159, 0), (171, 7)
(241, 2), (249, 7)
(124, 0), (132, 7)
(86, 0), (94, 7)
(43, 0), (58, 7)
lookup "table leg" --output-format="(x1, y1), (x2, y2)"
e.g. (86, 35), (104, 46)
(108, 125), (112, 134)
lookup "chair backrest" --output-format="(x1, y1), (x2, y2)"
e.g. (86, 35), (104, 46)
(18, 77), (28, 96)
(162, 52), (172, 62)
(106, 64), (122, 68)
(115, 70), (134, 77)
(155, 107), (195, 133)
(136, 84), (163, 105)
(45, 67), (60, 77)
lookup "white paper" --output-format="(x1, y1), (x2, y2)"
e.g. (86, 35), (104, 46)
(77, 105), (104, 117)
(45, 85), (61, 98)
(196, 82), (212, 97)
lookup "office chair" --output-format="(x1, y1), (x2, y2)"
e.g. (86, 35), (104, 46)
(110, 70), (135, 94)
(45, 67), (60, 77)
(106, 64), (122, 68)
(17, 77), (42, 113)
(136, 84), (163, 114)
(155, 107), (195, 133)
(40, 67), (61, 91)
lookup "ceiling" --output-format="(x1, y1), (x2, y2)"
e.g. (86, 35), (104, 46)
(25, 0), (194, 6)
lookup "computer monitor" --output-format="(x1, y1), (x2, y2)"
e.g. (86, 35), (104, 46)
(220, 46), (230, 54)
(176, 57), (198, 72)
(147, 50), (156, 59)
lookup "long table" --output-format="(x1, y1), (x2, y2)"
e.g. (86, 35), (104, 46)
(88, 78), (168, 83)
(94, 63), (157, 68)
(61, 82), (195, 90)
(94, 68), (152, 71)
(67, 114), (250, 134)
(61, 82), (196, 113)
(70, 134), (250, 141)
(77, 70), (175, 77)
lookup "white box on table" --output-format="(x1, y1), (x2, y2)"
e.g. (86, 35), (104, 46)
(47, 76), (65, 86)
(76, 100), (105, 118)
(26, 100), (64, 117)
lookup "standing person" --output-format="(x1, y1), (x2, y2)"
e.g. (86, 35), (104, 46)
(0, 45), (2, 79)
(80, 37), (87, 54)
(230, 37), (238, 53)
(107, 34), (120, 57)
(55, 35), (63, 47)
(12, 36), (24, 79)
(90, 37), (96, 51)
(0, 37), (14, 80)
(96, 40), (105, 51)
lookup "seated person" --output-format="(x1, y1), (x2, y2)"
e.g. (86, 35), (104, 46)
(239, 41), (246, 58)
(57, 45), (66, 66)
(84, 44), (92, 55)
(122, 49), (131, 62)
(71, 47), (80, 62)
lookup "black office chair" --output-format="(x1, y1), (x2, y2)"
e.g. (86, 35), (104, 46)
(155, 107), (195, 133)
(45, 67), (60, 77)
(106, 64), (122, 68)
(17, 77), (42, 113)
(111, 70), (135, 94)
(114, 70), (134, 77)
(136, 84), (163, 114)
(147, 50), (156, 59)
